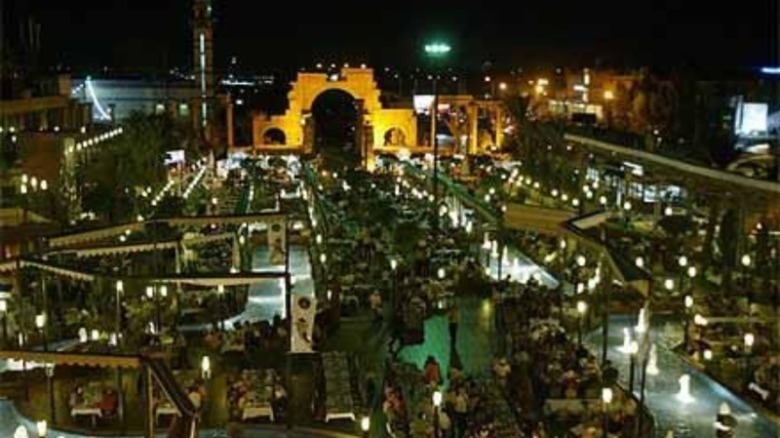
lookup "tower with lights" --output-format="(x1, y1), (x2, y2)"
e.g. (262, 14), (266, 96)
(192, 0), (214, 129)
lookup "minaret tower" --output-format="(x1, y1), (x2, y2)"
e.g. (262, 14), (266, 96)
(192, 0), (214, 128)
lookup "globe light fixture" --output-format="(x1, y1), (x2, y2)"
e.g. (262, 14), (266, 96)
(432, 390), (443, 407)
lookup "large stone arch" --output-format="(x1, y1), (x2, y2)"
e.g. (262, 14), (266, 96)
(252, 68), (416, 166)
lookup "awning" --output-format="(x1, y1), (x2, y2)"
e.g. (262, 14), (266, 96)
(48, 222), (147, 248)
(143, 272), (285, 287)
(50, 240), (179, 258)
(164, 213), (286, 227)
(48, 213), (285, 249)
(0, 350), (141, 368)
(182, 232), (235, 246)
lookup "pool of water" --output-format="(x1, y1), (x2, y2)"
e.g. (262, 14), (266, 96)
(586, 315), (779, 438)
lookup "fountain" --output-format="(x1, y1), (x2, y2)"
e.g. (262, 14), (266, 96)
(512, 257), (520, 275)
(618, 327), (633, 353)
(676, 374), (695, 403)
(635, 306), (649, 334)
(646, 344), (659, 375)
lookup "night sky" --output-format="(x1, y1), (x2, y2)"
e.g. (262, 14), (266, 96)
(9, 0), (778, 73)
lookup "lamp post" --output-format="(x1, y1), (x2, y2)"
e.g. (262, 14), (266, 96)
(664, 278), (674, 297)
(201, 355), (211, 379)
(146, 285), (166, 332)
(45, 363), (55, 423)
(0, 300), (7, 348)
(744, 332), (754, 389)
(628, 340), (638, 394)
(601, 387), (612, 438)
(217, 284), (226, 331)
(576, 300), (587, 346)
(390, 258), (398, 312)
(741, 254), (752, 325)
(424, 41), (451, 238)
(115, 280), (123, 342)
(575, 254), (587, 292)
(678, 255), (688, 292)
(360, 416), (370, 438)
(35, 313), (47, 352)
(432, 390), (442, 437)
(683, 295), (693, 352)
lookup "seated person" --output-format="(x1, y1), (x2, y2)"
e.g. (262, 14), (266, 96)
(100, 389), (118, 416)
(69, 386), (85, 409)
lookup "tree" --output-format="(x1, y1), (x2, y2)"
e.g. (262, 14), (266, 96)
(82, 112), (178, 221)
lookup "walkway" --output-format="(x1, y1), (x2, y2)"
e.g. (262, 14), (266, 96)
(399, 244), (560, 380)
(586, 315), (779, 438)
(178, 244), (314, 332)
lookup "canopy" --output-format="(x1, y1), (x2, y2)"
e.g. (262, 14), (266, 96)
(0, 258), (96, 282)
(47, 213), (286, 249)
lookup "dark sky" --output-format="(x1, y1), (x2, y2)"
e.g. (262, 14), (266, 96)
(10, 0), (779, 73)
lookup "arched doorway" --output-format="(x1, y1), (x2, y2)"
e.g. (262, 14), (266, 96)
(263, 128), (286, 145)
(310, 89), (359, 158)
(383, 127), (407, 146)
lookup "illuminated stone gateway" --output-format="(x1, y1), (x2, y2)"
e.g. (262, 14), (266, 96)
(252, 67), (418, 166)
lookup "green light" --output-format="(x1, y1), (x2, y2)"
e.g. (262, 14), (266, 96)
(425, 42), (451, 56)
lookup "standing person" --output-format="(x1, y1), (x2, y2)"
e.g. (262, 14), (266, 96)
(453, 386), (469, 438)
(447, 305), (459, 349)
(370, 290), (383, 326)
(424, 356), (442, 388)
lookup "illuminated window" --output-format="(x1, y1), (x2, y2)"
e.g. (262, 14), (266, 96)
(179, 103), (190, 117)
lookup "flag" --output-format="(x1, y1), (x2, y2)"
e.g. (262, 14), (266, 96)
(290, 294), (317, 353)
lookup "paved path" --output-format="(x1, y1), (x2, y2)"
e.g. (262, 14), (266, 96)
(178, 244), (314, 332)
(586, 315), (779, 438)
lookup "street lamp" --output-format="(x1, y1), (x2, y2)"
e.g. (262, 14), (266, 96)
(217, 284), (226, 331)
(201, 355), (211, 379)
(0, 300), (7, 347)
(360, 416), (370, 437)
(741, 254), (752, 319)
(576, 255), (586, 268)
(115, 280), (123, 344)
(601, 387), (613, 438)
(437, 268), (445, 280)
(744, 332), (755, 389)
(628, 340), (639, 393)
(35, 313), (47, 352)
(432, 390), (442, 437)
(424, 40), (451, 237)
(684, 295), (693, 351)
(576, 300), (587, 346)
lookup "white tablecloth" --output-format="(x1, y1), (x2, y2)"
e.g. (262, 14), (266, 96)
(71, 407), (102, 418)
(242, 404), (274, 421)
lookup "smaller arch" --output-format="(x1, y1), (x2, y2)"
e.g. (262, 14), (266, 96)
(383, 127), (407, 146)
(262, 127), (287, 145)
